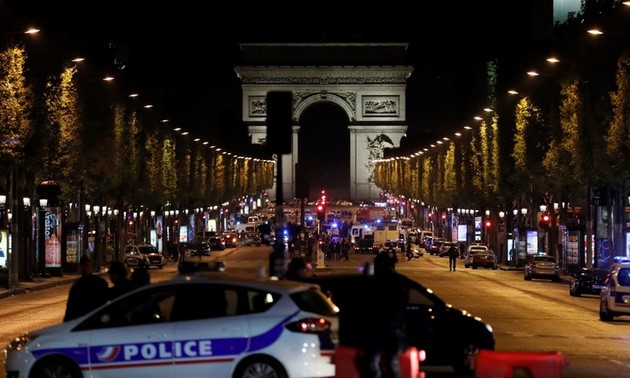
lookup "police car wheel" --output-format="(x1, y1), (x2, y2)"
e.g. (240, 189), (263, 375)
(233, 356), (287, 378)
(31, 357), (82, 378)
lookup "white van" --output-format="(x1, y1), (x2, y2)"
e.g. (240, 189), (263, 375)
(417, 230), (434, 246)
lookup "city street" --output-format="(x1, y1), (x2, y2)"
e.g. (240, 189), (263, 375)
(1, 246), (629, 377)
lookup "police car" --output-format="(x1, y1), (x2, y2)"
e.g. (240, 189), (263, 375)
(4, 267), (340, 378)
(600, 261), (630, 321)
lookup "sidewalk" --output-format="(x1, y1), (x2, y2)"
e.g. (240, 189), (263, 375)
(0, 273), (81, 300)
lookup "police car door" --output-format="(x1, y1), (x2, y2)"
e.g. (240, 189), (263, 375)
(82, 285), (177, 378)
(172, 283), (249, 377)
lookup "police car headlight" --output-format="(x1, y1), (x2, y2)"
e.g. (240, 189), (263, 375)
(6, 333), (33, 351)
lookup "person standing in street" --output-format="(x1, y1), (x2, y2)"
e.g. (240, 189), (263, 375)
(448, 243), (458, 271)
(63, 255), (109, 322)
(107, 261), (134, 300)
(362, 250), (409, 378)
(131, 260), (151, 288)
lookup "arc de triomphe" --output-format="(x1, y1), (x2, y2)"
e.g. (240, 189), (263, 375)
(235, 43), (413, 202)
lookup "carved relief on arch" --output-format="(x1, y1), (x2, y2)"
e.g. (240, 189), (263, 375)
(293, 91), (356, 122)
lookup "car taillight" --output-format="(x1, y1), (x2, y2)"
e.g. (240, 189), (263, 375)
(285, 318), (331, 334)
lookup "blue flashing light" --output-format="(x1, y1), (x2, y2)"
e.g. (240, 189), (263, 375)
(332, 223), (338, 228)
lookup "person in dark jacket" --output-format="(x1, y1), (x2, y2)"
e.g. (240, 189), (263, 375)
(448, 244), (458, 271)
(107, 261), (134, 300)
(63, 255), (109, 322)
(131, 260), (151, 288)
(284, 257), (312, 281)
(362, 250), (409, 378)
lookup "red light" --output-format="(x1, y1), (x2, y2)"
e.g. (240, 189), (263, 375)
(543, 214), (550, 222)
(485, 220), (492, 228)
(317, 205), (323, 212)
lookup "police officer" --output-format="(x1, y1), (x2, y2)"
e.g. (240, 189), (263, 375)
(448, 244), (458, 271)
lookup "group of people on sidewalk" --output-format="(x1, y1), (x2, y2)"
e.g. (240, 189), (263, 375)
(63, 256), (151, 322)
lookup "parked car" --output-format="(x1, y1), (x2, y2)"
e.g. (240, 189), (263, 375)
(241, 231), (261, 246)
(123, 243), (166, 269)
(381, 239), (401, 254)
(524, 255), (561, 281)
(222, 232), (239, 248)
(4, 268), (340, 378)
(302, 273), (495, 374)
(464, 245), (490, 268)
(207, 235), (226, 251)
(600, 262), (630, 321)
(569, 267), (608, 297)
(428, 237), (446, 255)
(469, 250), (497, 270)
(190, 241), (211, 256)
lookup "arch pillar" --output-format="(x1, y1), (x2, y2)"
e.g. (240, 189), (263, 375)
(349, 125), (407, 200)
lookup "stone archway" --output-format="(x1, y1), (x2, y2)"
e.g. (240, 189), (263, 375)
(235, 44), (413, 202)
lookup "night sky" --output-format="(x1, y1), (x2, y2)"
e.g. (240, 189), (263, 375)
(0, 1), (548, 199)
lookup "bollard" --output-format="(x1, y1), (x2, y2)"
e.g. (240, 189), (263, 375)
(335, 345), (425, 378)
(474, 350), (568, 378)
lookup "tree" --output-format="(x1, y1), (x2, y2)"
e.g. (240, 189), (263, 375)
(45, 66), (81, 199)
(0, 44), (33, 182)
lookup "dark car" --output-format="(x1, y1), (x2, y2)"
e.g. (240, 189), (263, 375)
(570, 267), (609, 297)
(524, 255), (561, 281)
(303, 273), (495, 374)
(470, 250), (497, 270)
(207, 236), (226, 251)
(222, 232), (239, 248)
(190, 241), (211, 256)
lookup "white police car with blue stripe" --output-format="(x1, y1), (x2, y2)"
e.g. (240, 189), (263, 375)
(4, 269), (339, 378)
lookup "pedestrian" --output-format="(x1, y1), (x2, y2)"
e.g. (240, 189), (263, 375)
(362, 250), (409, 378)
(448, 243), (458, 271)
(131, 260), (151, 288)
(406, 236), (413, 261)
(284, 257), (312, 281)
(107, 261), (135, 300)
(63, 255), (109, 322)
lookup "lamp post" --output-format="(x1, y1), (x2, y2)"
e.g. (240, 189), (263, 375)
(93, 205), (102, 272)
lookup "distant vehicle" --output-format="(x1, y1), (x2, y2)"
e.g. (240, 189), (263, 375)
(428, 237), (446, 255)
(380, 239), (401, 254)
(469, 250), (497, 270)
(207, 236), (225, 251)
(438, 241), (458, 257)
(417, 230), (434, 247)
(222, 232), (239, 248)
(524, 255), (561, 281)
(356, 234), (375, 254)
(570, 267), (608, 297)
(190, 241), (211, 256)
(123, 243), (166, 269)
(241, 231), (261, 246)
(233, 222), (258, 234)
